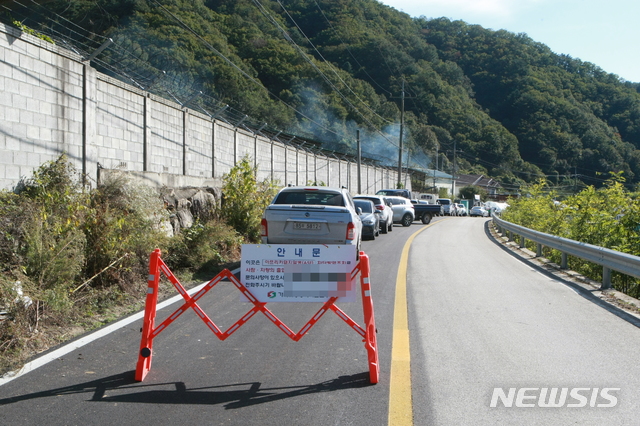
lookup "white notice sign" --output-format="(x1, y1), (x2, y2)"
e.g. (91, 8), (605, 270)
(241, 244), (358, 302)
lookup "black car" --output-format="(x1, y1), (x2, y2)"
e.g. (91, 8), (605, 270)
(354, 199), (380, 240)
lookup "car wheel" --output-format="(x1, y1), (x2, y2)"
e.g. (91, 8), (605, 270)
(380, 220), (388, 234)
(389, 220), (393, 232)
(402, 213), (412, 227)
(421, 213), (432, 224)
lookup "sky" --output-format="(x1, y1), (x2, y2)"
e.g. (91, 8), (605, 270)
(378, 0), (640, 82)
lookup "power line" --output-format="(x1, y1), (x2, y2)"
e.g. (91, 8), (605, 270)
(275, 0), (392, 126)
(311, 0), (392, 97)
(251, 0), (399, 149)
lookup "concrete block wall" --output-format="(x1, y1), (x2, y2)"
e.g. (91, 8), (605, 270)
(236, 130), (255, 165)
(0, 23), (86, 187)
(95, 76), (145, 171)
(214, 122), (235, 177)
(328, 158), (338, 188)
(284, 145), (297, 186)
(271, 142), (286, 184)
(0, 21), (407, 194)
(350, 163), (359, 193)
(364, 165), (375, 193)
(316, 156), (330, 185)
(186, 110), (214, 178)
(255, 138), (273, 182)
(148, 97), (184, 175)
(339, 160), (349, 189)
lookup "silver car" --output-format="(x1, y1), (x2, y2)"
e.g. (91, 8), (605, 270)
(385, 196), (415, 227)
(261, 186), (363, 252)
(469, 206), (489, 217)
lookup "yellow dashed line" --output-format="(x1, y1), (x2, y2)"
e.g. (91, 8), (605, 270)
(388, 223), (434, 425)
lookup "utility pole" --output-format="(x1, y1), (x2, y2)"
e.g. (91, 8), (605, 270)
(397, 80), (405, 188)
(451, 140), (457, 197)
(433, 149), (438, 194)
(405, 147), (411, 189)
(357, 129), (362, 194)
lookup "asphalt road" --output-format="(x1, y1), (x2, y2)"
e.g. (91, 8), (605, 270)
(0, 220), (419, 425)
(1, 216), (640, 425)
(409, 217), (640, 425)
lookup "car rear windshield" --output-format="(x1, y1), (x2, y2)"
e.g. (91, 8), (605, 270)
(273, 191), (345, 206)
(354, 200), (374, 213)
(387, 198), (406, 205)
(356, 197), (382, 205)
(377, 190), (406, 197)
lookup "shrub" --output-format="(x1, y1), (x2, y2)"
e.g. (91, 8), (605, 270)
(221, 156), (279, 242)
(164, 219), (243, 273)
(17, 155), (88, 313)
(502, 175), (640, 297)
(83, 171), (170, 293)
(0, 154), (262, 374)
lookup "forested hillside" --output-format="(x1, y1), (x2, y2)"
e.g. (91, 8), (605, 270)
(4, 0), (640, 190)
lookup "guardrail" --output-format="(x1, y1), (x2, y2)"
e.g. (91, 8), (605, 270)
(491, 214), (640, 289)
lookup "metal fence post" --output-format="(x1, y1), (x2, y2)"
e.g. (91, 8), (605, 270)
(536, 243), (542, 258)
(602, 267), (612, 289)
(561, 252), (568, 269)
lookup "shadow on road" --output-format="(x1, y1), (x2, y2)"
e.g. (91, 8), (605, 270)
(484, 221), (640, 329)
(0, 370), (372, 409)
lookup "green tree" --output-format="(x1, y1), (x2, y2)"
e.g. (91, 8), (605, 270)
(458, 185), (487, 202)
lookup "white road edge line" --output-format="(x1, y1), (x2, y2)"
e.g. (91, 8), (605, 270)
(0, 269), (240, 387)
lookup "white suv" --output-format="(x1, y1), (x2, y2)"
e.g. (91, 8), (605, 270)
(385, 196), (415, 227)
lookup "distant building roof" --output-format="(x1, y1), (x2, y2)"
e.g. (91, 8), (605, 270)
(455, 174), (501, 189)
(419, 169), (453, 179)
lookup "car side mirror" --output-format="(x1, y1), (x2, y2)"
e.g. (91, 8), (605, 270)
(357, 207), (363, 215)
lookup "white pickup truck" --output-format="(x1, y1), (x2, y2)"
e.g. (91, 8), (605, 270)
(260, 186), (362, 253)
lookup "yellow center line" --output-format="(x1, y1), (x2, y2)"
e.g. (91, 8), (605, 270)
(388, 222), (436, 425)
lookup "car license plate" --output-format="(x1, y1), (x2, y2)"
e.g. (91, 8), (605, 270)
(293, 222), (321, 230)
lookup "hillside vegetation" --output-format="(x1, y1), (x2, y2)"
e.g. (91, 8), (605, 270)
(5, 0), (640, 190)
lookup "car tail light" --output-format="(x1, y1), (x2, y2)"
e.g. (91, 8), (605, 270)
(375, 204), (385, 211)
(260, 218), (268, 237)
(346, 221), (356, 240)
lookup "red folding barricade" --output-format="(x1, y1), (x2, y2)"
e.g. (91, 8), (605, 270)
(135, 249), (379, 384)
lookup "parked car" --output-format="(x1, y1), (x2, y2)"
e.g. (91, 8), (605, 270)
(354, 199), (380, 240)
(485, 201), (509, 216)
(437, 198), (456, 216)
(385, 196), (415, 226)
(455, 203), (468, 216)
(354, 195), (393, 233)
(261, 186), (362, 253)
(469, 206), (489, 217)
(376, 188), (412, 199)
